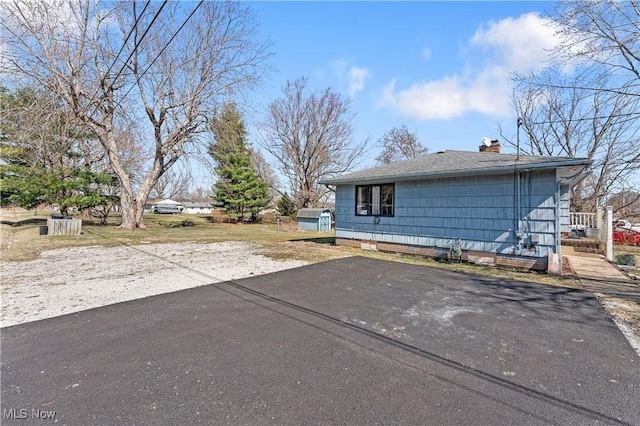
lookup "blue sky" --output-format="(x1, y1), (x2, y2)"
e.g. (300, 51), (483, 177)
(243, 1), (559, 171)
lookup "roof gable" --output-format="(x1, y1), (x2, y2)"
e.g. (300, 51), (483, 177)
(320, 150), (592, 185)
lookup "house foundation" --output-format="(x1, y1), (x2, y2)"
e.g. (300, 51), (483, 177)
(336, 238), (549, 272)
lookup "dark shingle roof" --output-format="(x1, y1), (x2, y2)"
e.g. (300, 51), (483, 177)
(297, 208), (332, 219)
(320, 150), (592, 185)
(182, 202), (213, 208)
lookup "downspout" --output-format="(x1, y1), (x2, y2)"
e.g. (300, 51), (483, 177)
(555, 181), (561, 257)
(517, 170), (521, 255)
(514, 117), (523, 256)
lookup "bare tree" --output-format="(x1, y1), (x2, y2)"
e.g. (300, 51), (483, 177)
(548, 0), (640, 98)
(186, 186), (213, 203)
(1, 0), (271, 228)
(259, 77), (366, 209)
(375, 125), (428, 165)
(498, 0), (640, 213)
(250, 149), (280, 202)
(500, 70), (640, 212)
(150, 168), (192, 201)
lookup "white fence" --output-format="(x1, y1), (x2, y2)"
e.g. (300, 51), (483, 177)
(569, 211), (598, 238)
(569, 207), (615, 261)
(570, 212), (597, 232)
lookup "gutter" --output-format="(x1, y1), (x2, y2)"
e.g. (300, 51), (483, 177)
(320, 159), (592, 186)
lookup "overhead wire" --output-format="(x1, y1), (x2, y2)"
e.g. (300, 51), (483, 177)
(520, 111), (640, 127)
(81, 0), (167, 119)
(117, 0), (204, 103)
(95, 1), (151, 95)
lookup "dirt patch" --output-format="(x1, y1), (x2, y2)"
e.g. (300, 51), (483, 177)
(598, 296), (640, 355)
(1, 241), (308, 327)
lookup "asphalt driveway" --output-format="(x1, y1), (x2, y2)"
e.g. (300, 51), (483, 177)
(2, 256), (639, 425)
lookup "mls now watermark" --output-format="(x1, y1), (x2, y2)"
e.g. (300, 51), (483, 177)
(3, 408), (57, 420)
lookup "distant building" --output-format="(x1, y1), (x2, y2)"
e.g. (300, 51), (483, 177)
(182, 202), (215, 214)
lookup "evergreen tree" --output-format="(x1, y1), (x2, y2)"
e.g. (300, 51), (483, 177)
(210, 104), (270, 219)
(214, 153), (270, 219)
(0, 86), (118, 213)
(277, 193), (296, 217)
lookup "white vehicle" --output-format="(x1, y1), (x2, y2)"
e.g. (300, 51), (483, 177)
(615, 220), (640, 233)
(152, 204), (183, 214)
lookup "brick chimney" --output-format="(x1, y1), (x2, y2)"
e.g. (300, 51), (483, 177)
(479, 139), (501, 153)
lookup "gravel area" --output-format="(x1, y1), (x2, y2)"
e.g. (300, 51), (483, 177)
(1, 241), (308, 328)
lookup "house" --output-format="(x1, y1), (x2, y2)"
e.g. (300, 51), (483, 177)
(182, 201), (215, 214)
(297, 208), (333, 231)
(320, 142), (591, 273)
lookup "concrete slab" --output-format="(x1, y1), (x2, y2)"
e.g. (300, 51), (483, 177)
(2, 257), (639, 425)
(565, 248), (640, 303)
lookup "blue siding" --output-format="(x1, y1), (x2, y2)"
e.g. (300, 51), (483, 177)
(334, 170), (559, 258)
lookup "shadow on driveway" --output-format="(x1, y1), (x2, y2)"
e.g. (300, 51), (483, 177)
(2, 256), (639, 425)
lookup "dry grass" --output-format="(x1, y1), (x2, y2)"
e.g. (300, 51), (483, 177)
(0, 208), (328, 262)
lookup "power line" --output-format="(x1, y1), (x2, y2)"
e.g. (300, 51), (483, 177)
(98, 1), (151, 89)
(118, 1), (204, 104)
(522, 111), (640, 127)
(82, 0), (167, 119)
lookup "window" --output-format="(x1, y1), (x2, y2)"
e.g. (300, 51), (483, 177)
(356, 184), (394, 216)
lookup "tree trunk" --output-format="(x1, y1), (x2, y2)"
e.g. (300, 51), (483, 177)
(118, 190), (146, 229)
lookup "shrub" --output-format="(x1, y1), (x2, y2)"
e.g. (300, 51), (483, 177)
(616, 254), (637, 266)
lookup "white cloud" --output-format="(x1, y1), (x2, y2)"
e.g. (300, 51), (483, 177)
(377, 13), (558, 120)
(422, 46), (432, 60)
(348, 66), (371, 98)
(329, 58), (372, 99)
(470, 12), (557, 73)
(382, 73), (511, 120)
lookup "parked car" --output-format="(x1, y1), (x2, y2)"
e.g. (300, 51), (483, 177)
(615, 220), (640, 233)
(151, 204), (183, 214)
(613, 227), (640, 246)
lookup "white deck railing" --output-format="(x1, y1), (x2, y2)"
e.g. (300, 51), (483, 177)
(570, 212), (597, 229)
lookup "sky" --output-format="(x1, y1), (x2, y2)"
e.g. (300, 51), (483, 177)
(240, 1), (560, 175)
(1, 0), (564, 191)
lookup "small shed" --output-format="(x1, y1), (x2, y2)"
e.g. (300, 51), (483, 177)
(297, 208), (332, 232)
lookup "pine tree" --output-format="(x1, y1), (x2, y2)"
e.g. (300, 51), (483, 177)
(0, 87), (118, 213)
(210, 104), (270, 220)
(214, 153), (270, 219)
(277, 192), (296, 217)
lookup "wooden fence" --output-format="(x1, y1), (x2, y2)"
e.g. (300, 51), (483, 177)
(47, 218), (82, 235)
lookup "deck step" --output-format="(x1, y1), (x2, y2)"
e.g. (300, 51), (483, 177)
(561, 238), (602, 254)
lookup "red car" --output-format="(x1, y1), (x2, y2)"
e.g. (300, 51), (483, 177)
(613, 227), (640, 246)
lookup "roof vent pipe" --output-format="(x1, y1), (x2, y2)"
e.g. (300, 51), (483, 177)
(516, 117), (523, 161)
